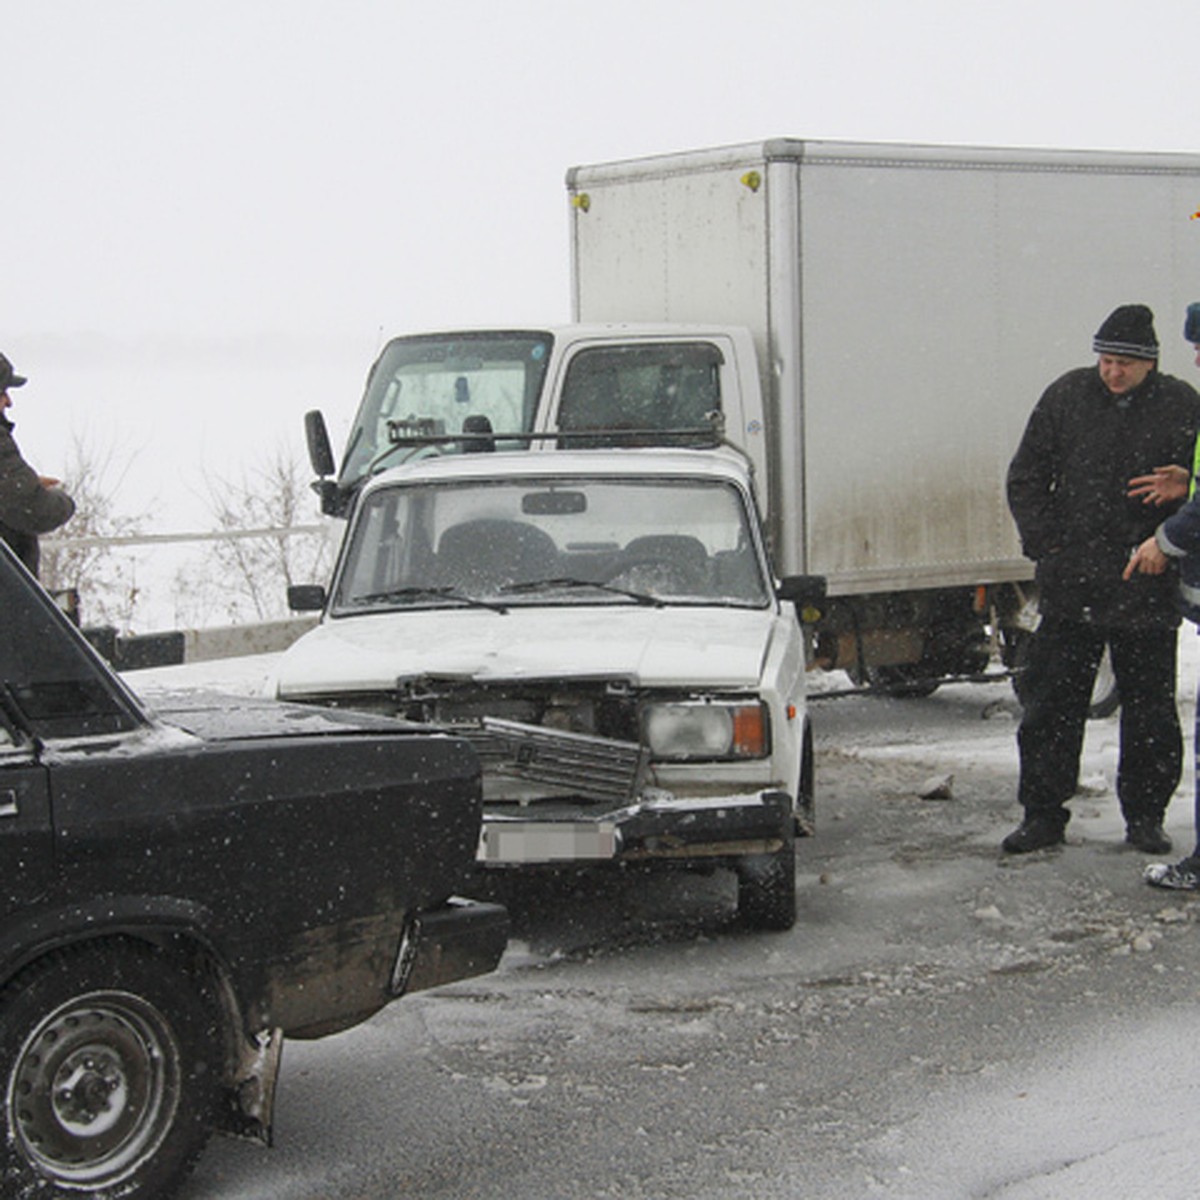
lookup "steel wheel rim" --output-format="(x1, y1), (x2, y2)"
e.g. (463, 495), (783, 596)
(7, 989), (181, 1188)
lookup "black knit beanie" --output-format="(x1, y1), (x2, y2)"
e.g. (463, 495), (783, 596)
(1093, 304), (1159, 360)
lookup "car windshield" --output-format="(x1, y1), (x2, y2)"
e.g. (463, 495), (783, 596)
(331, 475), (772, 612)
(339, 331), (554, 488)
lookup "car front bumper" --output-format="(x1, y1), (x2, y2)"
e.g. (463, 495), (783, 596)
(477, 789), (793, 866)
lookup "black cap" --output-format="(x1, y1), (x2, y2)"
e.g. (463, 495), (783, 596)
(1093, 304), (1159, 360)
(0, 354), (27, 391)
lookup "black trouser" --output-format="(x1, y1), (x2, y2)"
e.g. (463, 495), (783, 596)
(1017, 618), (1181, 826)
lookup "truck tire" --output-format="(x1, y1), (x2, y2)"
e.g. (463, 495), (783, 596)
(1, 940), (220, 1199)
(736, 824), (797, 931)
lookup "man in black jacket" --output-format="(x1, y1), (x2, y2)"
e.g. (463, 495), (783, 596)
(1005, 305), (1200, 854)
(0, 352), (74, 577)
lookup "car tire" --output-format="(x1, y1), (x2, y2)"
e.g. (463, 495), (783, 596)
(736, 823), (797, 931)
(0, 939), (220, 1199)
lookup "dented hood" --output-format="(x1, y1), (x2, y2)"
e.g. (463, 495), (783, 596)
(274, 605), (780, 697)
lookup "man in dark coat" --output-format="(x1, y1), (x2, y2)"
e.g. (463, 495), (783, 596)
(1004, 304), (1200, 854)
(0, 352), (75, 577)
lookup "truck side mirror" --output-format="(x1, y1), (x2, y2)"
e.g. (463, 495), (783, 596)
(305, 410), (337, 479)
(777, 574), (826, 619)
(288, 584), (328, 613)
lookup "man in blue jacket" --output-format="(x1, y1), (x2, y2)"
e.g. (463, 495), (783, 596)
(1125, 303), (1200, 888)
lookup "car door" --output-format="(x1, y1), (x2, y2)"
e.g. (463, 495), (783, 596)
(0, 715), (54, 915)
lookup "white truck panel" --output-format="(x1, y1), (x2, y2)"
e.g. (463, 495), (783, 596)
(568, 139), (1200, 591)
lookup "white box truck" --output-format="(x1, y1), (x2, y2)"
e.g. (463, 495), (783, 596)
(564, 138), (1200, 691)
(303, 137), (1200, 694)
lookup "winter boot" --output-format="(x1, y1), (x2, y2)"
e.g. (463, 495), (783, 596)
(1125, 820), (1172, 855)
(1002, 813), (1067, 854)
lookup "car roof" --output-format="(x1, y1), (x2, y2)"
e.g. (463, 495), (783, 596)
(379, 322), (750, 342)
(361, 446), (756, 495)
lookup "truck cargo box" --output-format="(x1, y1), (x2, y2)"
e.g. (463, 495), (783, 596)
(567, 138), (1200, 592)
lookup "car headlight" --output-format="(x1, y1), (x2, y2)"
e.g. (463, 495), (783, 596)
(643, 700), (769, 760)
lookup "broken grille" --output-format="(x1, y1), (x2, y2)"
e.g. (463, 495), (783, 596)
(463, 717), (645, 804)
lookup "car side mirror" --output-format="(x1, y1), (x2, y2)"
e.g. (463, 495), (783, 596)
(288, 584), (328, 613)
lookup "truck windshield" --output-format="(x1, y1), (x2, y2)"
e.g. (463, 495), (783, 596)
(339, 331), (554, 488)
(332, 475), (771, 612)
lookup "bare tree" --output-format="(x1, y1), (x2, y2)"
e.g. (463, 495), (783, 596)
(182, 445), (332, 624)
(39, 432), (149, 630)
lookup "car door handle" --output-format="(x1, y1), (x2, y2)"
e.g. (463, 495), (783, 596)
(0, 790), (17, 818)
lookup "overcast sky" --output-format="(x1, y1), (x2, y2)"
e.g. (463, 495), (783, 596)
(5, 0), (1200, 530)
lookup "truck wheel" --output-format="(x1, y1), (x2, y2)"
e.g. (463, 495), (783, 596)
(736, 825), (797, 931)
(0, 941), (219, 1199)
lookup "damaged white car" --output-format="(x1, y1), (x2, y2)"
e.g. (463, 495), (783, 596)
(277, 447), (825, 930)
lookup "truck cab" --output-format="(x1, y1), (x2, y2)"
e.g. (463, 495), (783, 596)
(311, 325), (766, 518)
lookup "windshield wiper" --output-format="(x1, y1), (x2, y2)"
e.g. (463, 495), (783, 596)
(350, 585), (509, 613)
(498, 577), (666, 608)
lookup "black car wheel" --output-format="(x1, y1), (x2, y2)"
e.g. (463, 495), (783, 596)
(1, 941), (219, 1199)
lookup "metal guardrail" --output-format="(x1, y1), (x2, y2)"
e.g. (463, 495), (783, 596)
(42, 525), (329, 667)
(42, 525), (325, 549)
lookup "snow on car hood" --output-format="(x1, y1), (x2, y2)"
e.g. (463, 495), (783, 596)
(144, 688), (434, 740)
(273, 605), (779, 696)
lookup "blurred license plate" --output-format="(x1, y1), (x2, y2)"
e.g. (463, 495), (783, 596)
(479, 821), (619, 864)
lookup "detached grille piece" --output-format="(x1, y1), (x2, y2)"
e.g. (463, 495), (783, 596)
(465, 717), (645, 804)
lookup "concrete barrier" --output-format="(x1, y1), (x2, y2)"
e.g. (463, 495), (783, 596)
(85, 616), (319, 670)
(181, 616), (319, 661)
